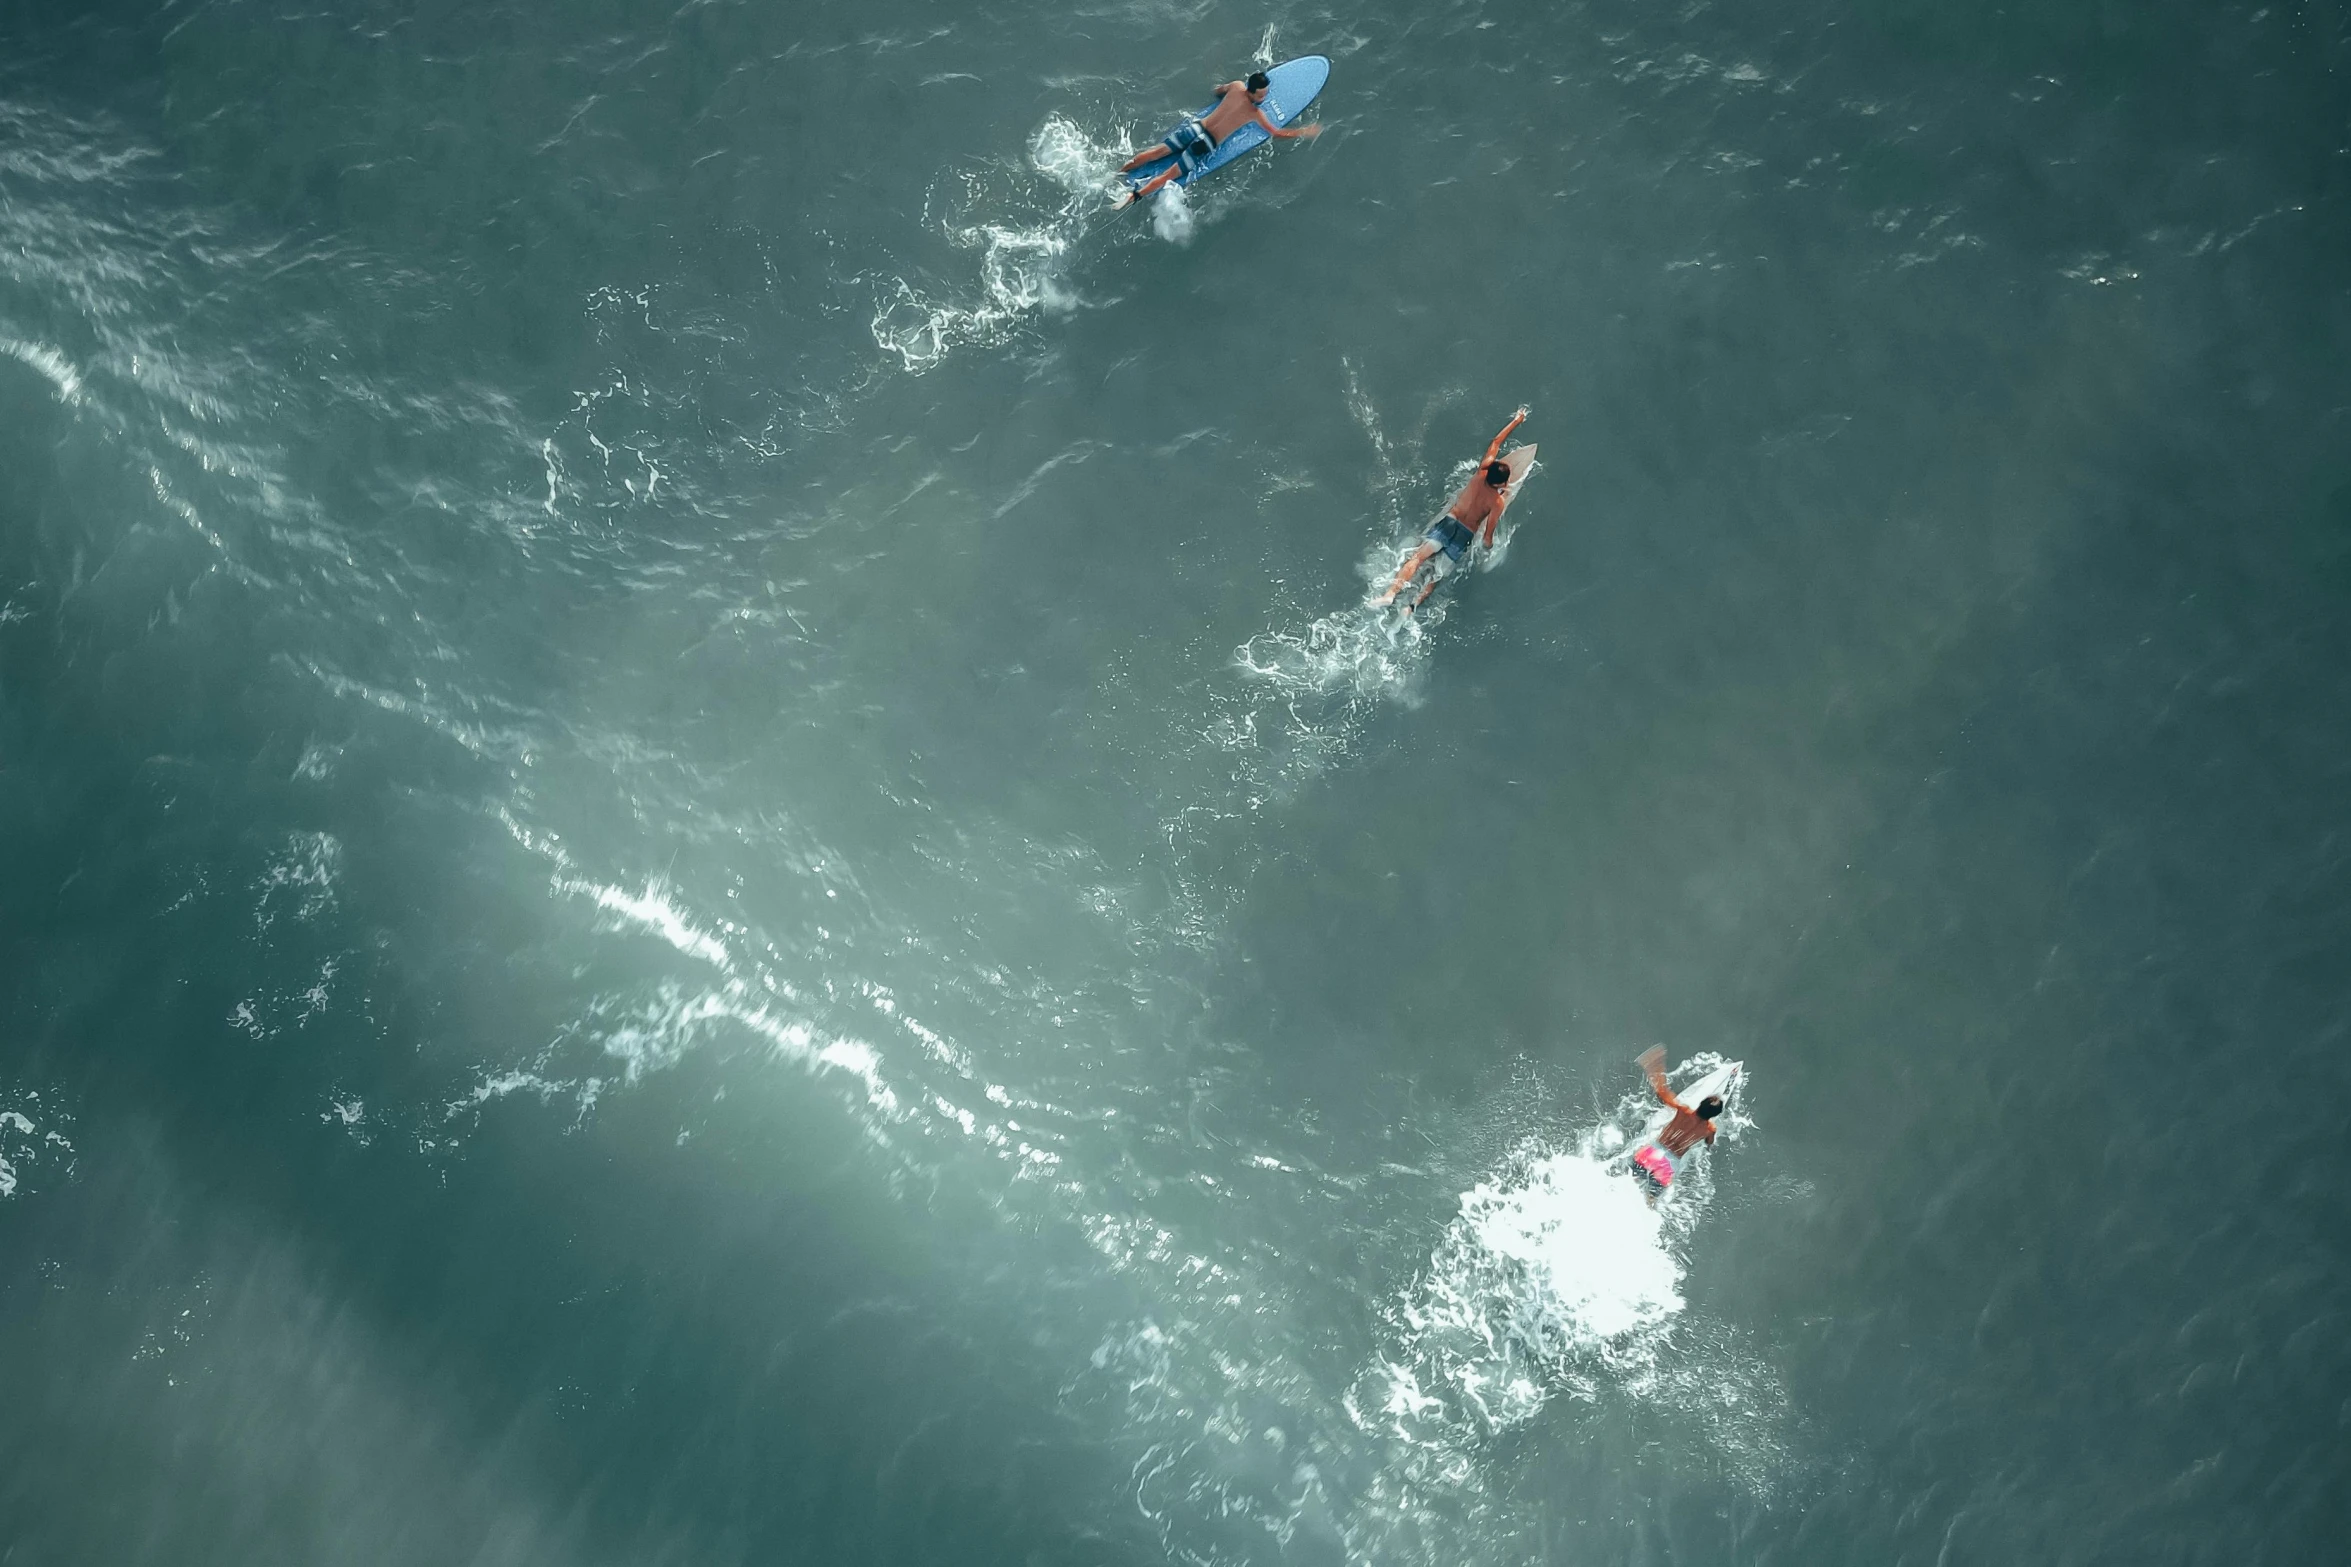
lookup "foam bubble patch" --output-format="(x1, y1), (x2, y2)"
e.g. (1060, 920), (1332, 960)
(1461, 1153), (1686, 1345)
(1149, 183), (1196, 245)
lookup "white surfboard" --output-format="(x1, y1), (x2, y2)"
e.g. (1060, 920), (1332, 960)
(1633, 1058), (1740, 1151)
(1488, 441), (1537, 554)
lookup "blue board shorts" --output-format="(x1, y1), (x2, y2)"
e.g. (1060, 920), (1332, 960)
(1424, 514), (1477, 564)
(1162, 119), (1217, 176)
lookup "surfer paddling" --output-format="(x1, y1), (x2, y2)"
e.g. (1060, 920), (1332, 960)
(1375, 406), (1529, 612)
(1115, 70), (1321, 207)
(1626, 1047), (1724, 1206)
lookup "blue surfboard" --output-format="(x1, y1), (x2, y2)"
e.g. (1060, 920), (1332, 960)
(1123, 56), (1331, 195)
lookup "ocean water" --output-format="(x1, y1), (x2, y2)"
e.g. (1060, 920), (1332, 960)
(3, 1), (2348, 1563)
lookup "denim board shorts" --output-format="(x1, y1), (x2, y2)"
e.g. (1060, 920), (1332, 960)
(1424, 514), (1477, 562)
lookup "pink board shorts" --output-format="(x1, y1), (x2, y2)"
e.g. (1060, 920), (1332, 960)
(1631, 1142), (1680, 1196)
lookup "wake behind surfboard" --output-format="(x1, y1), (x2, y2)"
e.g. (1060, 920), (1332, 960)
(1122, 56), (1331, 198)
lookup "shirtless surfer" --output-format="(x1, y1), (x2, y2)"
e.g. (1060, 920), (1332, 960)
(1375, 406), (1529, 612)
(1115, 70), (1321, 207)
(1627, 1047), (1724, 1206)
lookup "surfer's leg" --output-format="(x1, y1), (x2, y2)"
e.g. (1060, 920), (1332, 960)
(1406, 544), (1464, 610)
(1376, 546), (1436, 605)
(1123, 121), (1204, 173)
(1122, 166), (1182, 207)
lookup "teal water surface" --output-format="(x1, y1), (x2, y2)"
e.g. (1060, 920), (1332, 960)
(3, 2), (2348, 1564)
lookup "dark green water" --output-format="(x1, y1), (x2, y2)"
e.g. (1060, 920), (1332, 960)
(3, 1), (2347, 1563)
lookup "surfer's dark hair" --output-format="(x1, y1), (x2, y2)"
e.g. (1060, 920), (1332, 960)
(1697, 1095), (1725, 1120)
(1484, 460), (1511, 486)
(1246, 71), (1270, 92)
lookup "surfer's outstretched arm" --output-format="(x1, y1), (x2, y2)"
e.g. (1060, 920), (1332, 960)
(1482, 406), (1530, 465)
(1480, 491), (1513, 549)
(1256, 109), (1321, 140)
(1637, 1045), (1688, 1112)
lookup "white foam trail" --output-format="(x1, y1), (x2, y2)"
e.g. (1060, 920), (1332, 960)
(1202, 366), (1462, 797)
(1178, 558), (1430, 896)
(872, 115), (1113, 373)
(1237, 596), (1423, 708)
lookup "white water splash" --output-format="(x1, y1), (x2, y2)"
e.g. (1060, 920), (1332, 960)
(1393, 1156), (1681, 1431)
(1149, 182), (1196, 245)
(1365, 1055), (1752, 1441)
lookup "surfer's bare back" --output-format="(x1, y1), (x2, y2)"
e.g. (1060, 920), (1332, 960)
(1115, 71), (1321, 208)
(1376, 406), (1529, 612)
(1627, 1047), (1723, 1206)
